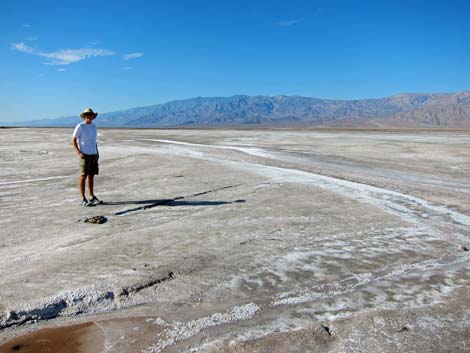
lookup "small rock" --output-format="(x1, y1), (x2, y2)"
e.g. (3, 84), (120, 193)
(462, 246), (469, 252)
(322, 325), (332, 336)
(84, 215), (107, 224)
(399, 326), (409, 332)
(117, 288), (129, 298)
(7, 311), (19, 321)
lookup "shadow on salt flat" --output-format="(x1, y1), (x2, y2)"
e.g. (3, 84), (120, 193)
(105, 199), (245, 206)
(111, 198), (246, 216)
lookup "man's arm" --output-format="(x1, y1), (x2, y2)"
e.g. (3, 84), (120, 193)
(72, 137), (84, 158)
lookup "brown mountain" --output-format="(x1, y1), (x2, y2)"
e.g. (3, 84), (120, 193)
(5, 90), (470, 128)
(383, 104), (470, 128)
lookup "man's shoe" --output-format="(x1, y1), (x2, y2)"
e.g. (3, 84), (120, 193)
(89, 195), (103, 205)
(80, 198), (94, 207)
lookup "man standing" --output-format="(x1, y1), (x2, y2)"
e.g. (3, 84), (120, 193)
(72, 107), (102, 206)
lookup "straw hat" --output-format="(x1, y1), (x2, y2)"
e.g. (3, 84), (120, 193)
(80, 107), (98, 119)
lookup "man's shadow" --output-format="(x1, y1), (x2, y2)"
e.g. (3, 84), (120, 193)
(103, 198), (246, 216)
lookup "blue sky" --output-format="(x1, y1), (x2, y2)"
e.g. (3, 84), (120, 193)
(1, 0), (470, 121)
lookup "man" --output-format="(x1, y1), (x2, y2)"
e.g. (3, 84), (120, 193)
(72, 107), (103, 206)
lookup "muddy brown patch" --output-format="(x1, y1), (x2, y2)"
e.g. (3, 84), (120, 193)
(0, 322), (103, 353)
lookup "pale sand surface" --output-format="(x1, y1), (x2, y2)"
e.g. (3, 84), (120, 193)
(0, 128), (469, 352)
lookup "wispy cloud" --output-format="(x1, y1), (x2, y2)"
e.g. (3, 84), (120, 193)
(57, 68), (67, 72)
(277, 18), (304, 27)
(11, 42), (115, 65)
(121, 66), (133, 70)
(42, 48), (115, 65)
(25, 36), (38, 41)
(123, 52), (143, 60)
(22, 24), (32, 28)
(88, 40), (101, 46)
(12, 42), (35, 54)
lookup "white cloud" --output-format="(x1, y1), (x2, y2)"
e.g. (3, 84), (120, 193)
(121, 66), (133, 70)
(42, 48), (115, 65)
(277, 18), (304, 27)
(11, 42), (36, 54)
(25, 36), (38, 41)
(57, 68), (67, 72)
(123, 52), (143, 60)
(22, 24), (32, 28)
(11, 42), (115, 65)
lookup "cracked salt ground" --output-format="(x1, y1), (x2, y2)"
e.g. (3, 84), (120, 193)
(151, 139), (470, 226)
(142, 304), (260, 353)
(149, 141), (470, 299)
(271, 255), (470, 307)
(1, 129), (470, 353)
(225, 225), (453, 295)
(137, 136), (470, 351)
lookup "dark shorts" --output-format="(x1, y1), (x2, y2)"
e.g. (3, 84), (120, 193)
(80, 154), (99, 176)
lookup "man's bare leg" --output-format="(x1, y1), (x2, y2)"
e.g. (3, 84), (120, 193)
(88, 174), (95, 199)
(79, 175), (86, 200)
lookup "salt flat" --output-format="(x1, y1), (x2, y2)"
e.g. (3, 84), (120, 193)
(1, 128), (470, 353)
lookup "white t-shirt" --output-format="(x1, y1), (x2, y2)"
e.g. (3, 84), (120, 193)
(73, 122), (98, 155)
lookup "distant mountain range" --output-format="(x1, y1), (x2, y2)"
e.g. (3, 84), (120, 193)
(3, 91), (470, 128)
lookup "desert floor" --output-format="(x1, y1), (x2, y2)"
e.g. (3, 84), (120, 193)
(1, 128), (470, 353)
